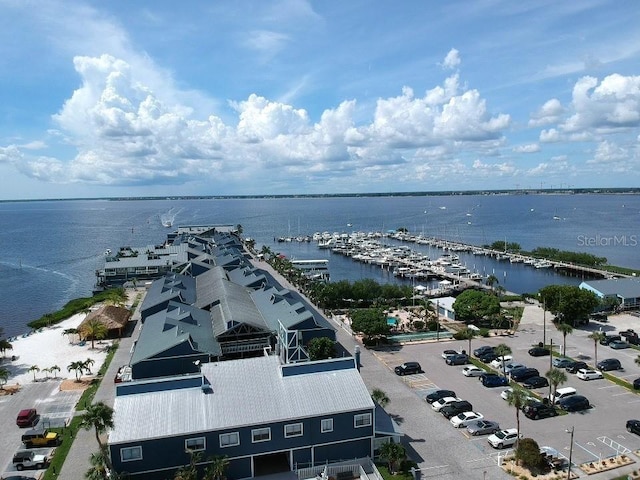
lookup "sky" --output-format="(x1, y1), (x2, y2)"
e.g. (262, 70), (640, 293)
(0, 0), (639, 200)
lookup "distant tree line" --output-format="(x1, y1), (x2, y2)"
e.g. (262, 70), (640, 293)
(529, 247), (607, 266)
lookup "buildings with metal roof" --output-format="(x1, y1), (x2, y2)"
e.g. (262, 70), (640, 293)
(580, 278), (640, 310)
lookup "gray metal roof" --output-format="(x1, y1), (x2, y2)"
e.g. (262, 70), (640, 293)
(110, 355), (372, 444)
(580, 278), (640, 298)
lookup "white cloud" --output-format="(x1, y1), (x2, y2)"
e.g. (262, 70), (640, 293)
(513, 143), (540, 153)
(529, 98), (564, 127)
(442, 48), (461, 70)
(539, 128), (561, 143)
(589, 140), (629, 164)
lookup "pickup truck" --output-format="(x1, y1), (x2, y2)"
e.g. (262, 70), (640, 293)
(12, 450), (49, 470)
(21, 428), (62, 447)
(620, 329), (640, 345)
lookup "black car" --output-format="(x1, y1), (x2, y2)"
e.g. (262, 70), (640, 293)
(477, 351), (499, 363)
(394, 362), (422, 375)
(425, 389), (457, 404)
(511, 367), (539, 382)
(473, 345), (495, 357)
(522, 376), (549, 389)
(528, 346), (550, 357)
(566, 361), (588, 374)
(600, 335), (621, 346)
(441, 400), (473, 419)
(627, 419), (640, 435)
(620, 330), (640, 345)
(559, 395), (590, 412)
(446, 354), (469, 366)
(523, 400), (558, 420)
(596, 358), (622, 371)
(480, 373), (509, 388)
(633, 377), (640, 390)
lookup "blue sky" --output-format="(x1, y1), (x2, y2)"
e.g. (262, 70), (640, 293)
(0, 0), (639, 199)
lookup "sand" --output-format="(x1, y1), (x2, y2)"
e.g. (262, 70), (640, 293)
(1, 312), (112, 390)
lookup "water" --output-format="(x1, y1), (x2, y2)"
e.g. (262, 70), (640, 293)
(0, 194), (638, 337)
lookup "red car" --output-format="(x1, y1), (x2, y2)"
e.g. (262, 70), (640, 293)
(16, 408), (38, 427)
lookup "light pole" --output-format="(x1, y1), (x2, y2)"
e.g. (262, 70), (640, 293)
(542, 299), (546, 346)
(566, 426), (574, 480)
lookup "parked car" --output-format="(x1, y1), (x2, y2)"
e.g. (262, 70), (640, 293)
(522, 376), (549, 389)
(596, 358), (622, 371)
(633, 377), (640, 390)
(467, 420), (500, 436)
(609, 340), (630, 349)
(504, 362), (527, 374)
(500, 388), (514, 400)
(490, 355), (513, 369)
(431, 396), (462, 412)
(16, 409), (38, 428)
(477, 351), (499, 363)
(441, 349), (459, 359)
(473, 345), (495, 357)
(565, 361), (588, 374)
(576, 369), (604, 381)
(487, 428), (520, 449)
(548, 387), (577, 404)
(523, 400), (558, 420)
(462, 365), (484, 377)
(627, 419), (640, 435)
(425, 389), (457, 404)
(528, 346), (550, 357)
(559, 395), (590, 412)
(552, 357), (573, 368)
(441, 400), (474, 419)
(600, 334), (621, 346)
(394, 362), (422, 375)
(511, 367), (539, 382)
(480, 373), (509, 387)
(446, 354), (470, 366)
(620, 330), (640, 345)
(450, 411), (484, 428)
(12, 450), (48, 471)
(21, 429), (62, 448)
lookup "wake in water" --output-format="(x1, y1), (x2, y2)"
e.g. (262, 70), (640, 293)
(159, 207), (182, 227)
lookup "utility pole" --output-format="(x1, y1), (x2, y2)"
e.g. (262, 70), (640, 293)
(566, 426), (575, 480)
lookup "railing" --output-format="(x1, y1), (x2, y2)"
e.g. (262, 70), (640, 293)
(296, 457), (382, 480)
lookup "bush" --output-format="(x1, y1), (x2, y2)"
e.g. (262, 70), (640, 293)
(412, 320), (425, 331)
(479, 328), (490, 337)
(515, 438), (549, 474)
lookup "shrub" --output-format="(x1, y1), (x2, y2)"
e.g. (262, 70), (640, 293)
(413, 320), (425, 331)
(515, 438), (549, 474)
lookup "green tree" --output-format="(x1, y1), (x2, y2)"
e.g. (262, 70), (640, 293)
(494, 344), (512, 378)
(349, 308), (390, 345)
(307, 337), (336, 360)
(371, 388), (390, 408)
(79, 319), (108, 349)
(63, 328), (79, 344)
(50, 365), (61, 379)
(538, 285), (600, 326)
(379, 441), (406, 474)
(545, 368), (567, 404)
(0, 366), (9, 390)
(204, 455), (229, 480)
(0, 338), (13, 357)
(83, 358), (96, 375)
(556, 323), (573, 357)
(515, 438), (548, 474)
(485, 274), (499, 292)
(588, 331), (606, 366)
(452, 290), (500, 324)
(174, 451), (201, 480)
(85, 450), (110, 480)
(80, 402), (115, 472)
(29, 364), (40, 382)
(506, 388), (528, 449)
(68, 361), (86, 381)
(456, 327), (477, 355)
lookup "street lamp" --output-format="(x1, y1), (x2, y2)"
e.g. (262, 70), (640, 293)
(566, 426), (575, 480)
(542, 299), (546, 346)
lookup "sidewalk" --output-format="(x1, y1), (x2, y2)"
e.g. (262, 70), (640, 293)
(57, 289), (144, 480)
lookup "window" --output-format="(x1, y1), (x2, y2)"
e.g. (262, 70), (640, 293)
(354, 413), (372, 428)
(252, 427), (271, 443)
(185, 437), (206, 451)
(284, 423), (303, 438)
(120, 446), (142, 462)
(321, 418), (333, 433)
(219, 432), (239, 448)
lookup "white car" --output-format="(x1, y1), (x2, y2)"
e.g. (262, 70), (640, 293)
(500, 388), (513, 400)
(462, 366), (484, 377)
(490, 355), (513, 369)
(576, 368), (604, 381)
(441, 349), (459, 359)
(504, 362), (526, 374)
(431, 396), (461, 412)
(450, 411), (484, 428)
(487, 428), (520, 449)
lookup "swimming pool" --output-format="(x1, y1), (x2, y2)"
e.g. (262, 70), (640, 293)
(388, 330), (453, 343)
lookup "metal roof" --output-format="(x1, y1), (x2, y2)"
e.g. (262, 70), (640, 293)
(110, 355), (372, 444)
(580, 278), (640, 298)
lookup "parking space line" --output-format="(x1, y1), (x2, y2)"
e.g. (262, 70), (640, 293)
(612, 391), (635, 397)
(597, 385), (619, 389)
(573, 442), (600, 460)
(598, 436), (631, 455)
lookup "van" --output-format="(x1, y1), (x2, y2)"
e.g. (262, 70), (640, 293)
(548, 387), (577, 404)
(16, 408), (38, 428)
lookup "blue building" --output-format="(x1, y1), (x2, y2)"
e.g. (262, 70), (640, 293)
(109, 356), (376, 479)
(580, 278), (640, 311)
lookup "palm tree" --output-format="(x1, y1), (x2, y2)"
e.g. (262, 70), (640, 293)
(494, 343), (512, 378)
(457, 327), (477, 355)
(379, 441), (406, 474)
(79, 319), (108, 349)
(85, 450), (110, 480)
(371, 388), (390, 408)
(68, 361), (85, 381)
(29, 365), (40, 382)
(80, 402), (115, 472)
(506, 388), (529, 449)
(50, 365), (61, 379)
(62, 328), (78, 344)
(588, 331), (606, 366)
(0, 338), (13, 357)
(83, 358), (96, 375)
(557, 323), (573, 356)
(486, 274), (499, 293)
(0, 366), (9, 390)
(545, 367), (567, 403)
(204, 455), (230, 480)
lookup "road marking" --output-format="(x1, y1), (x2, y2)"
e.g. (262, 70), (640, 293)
(574, 442), (600, 460)
(597, 385), (619, 389)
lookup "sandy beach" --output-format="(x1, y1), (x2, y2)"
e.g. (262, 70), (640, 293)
(1, 312), (112, 389)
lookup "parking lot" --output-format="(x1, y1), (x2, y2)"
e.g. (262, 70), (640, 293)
(0, 381), (82, 477)
(367, 311), (640, 476)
